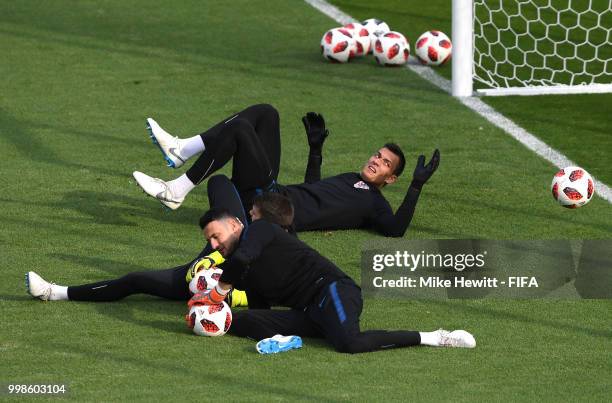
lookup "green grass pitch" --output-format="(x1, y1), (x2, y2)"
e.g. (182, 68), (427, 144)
(1, 0), (611, 401)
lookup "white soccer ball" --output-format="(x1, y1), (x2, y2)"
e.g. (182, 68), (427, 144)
(321, 27), (356, 63)
(187, 302), (232, 337)
(373, 31), (410, 66)
(551, 166), (595, 208)
(415, 30), (452, 66)
(188, 267), (223, 295)
(362, 18), (390, 37)
(343, 22), (371, 56)
(362, 18), (391, 54)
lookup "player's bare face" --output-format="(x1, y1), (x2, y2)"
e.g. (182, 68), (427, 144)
(204, 218), (242, 257)
(360, 147), (399, 188)
(249, 205), (262, 221)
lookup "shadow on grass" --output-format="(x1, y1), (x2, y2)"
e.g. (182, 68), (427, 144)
(37, 339), (330, 401)
(0, 108), (126, 178)
(441, 192), (612, 235)
(52, 190), (206, 227)
(1, 215), (197, 261)
(51, 253), (184, 277)
(427, 299), (612, 339)
(0, 188), (206, 228)
(91, 299), (188, 336)
(0, 294), (32, 302)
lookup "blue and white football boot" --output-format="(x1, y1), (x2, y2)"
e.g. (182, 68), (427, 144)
(146, 118), (186, 169)
(256, 335), (303, 354)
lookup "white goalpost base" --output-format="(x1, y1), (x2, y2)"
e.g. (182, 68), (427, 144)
(477, 83), (612, 96)
(452, 0), (612, 97)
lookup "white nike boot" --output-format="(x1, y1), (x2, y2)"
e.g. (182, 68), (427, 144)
(26, 272), (67, 301)
(438, 329), (476, 348)
(133, 171), (184, 210)
(146, 118), (186, 168)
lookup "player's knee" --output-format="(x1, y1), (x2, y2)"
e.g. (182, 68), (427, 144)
(333, 337), (366, 354)
(249, 103), (278, 118)
(245, 104), (279, 124)
(122, 271), (145, 284)
(227, 117), (253, 132)
(208, 174), (230, 189)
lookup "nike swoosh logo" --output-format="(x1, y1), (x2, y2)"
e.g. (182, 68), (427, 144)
(156, 191), (179, 203)
(168, 147), (185, 162)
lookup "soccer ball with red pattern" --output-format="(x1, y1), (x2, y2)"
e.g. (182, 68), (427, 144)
(187, 302), (232, 337)
(415, 30), (452, 66)
(373, 31), (410, 66)
(321, 27), (356, 63)
(551, 166), (595, 208)
(188, 267), (223, 295)
(361, 18), (390, 37)
(343, 22), (371, 56)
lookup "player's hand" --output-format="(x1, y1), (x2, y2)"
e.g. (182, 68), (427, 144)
(411, 149), (440, 189)
(188, 287), (227, 308)
(302, 112), (329, 152)
(185, 251), (225, 283)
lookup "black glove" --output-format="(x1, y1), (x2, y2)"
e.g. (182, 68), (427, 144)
(302, 112), (329, 154)
(411, 149), (440, 190)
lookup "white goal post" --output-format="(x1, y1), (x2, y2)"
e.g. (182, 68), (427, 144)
(452, 0), (612, 96)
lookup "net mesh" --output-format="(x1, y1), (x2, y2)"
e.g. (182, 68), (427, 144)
(473, 0), (612, 90)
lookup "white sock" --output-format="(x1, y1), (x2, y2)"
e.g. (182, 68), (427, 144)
(50, 285), (69, 301)
(419, 331), (441, 346)
(167, 174), (195, 199)
(179, 135), (205, 160)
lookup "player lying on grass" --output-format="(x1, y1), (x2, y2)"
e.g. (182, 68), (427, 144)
(188, 208), (476, 354)
(26, 177), (292, 306)
(133, 104), (440, 237)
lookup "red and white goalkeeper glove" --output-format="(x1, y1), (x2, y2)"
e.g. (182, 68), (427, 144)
(187, 285), (230, 308)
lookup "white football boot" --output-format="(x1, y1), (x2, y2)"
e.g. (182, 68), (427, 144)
(26, 271), (53, 301)
(146, 118), (186, 168)
(133, 171), (184, 210)
(438, 329), (476, 348)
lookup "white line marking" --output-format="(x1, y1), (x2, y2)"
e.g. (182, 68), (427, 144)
(304, 0), (612, 204)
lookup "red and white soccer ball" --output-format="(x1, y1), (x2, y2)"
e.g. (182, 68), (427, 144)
(187, 302), (232, 337)
(415, 30), (452, 66)
(361, 18), (390, 54)
(373, 31), (410, 66)
(343, 22), (371, 56)
(321, 27), (356, 63)
(362, 18), (390, 38)
(188, 267), (223, 295)
(551, 166), (595, 208)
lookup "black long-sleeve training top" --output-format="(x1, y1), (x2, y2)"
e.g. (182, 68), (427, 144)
(219, 220), (349, 309)
(283, 171), (422, 237)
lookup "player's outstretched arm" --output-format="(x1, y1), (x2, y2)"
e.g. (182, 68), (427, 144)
(373, 149), (440, 237)
(302, 112), (329, 184)
(187, 282), (231, 307)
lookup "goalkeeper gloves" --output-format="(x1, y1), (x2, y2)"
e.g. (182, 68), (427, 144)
(185, 250), (225, 283)
(188, 285), (229, 308)
(411, 149), (440, 190)
(301, 112), (329, 155)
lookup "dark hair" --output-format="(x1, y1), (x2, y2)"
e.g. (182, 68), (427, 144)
(384, 142), (406, 176)
(253, 192), (295, 230)
(199, 207), (238, 229)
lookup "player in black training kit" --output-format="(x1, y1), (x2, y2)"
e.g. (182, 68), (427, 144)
(133, 104), (440, 237)
(25, 176), (292, 305)
(188, 208), (476, 354)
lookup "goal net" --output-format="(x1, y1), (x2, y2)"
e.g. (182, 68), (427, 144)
(453, 0), (612, 96)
